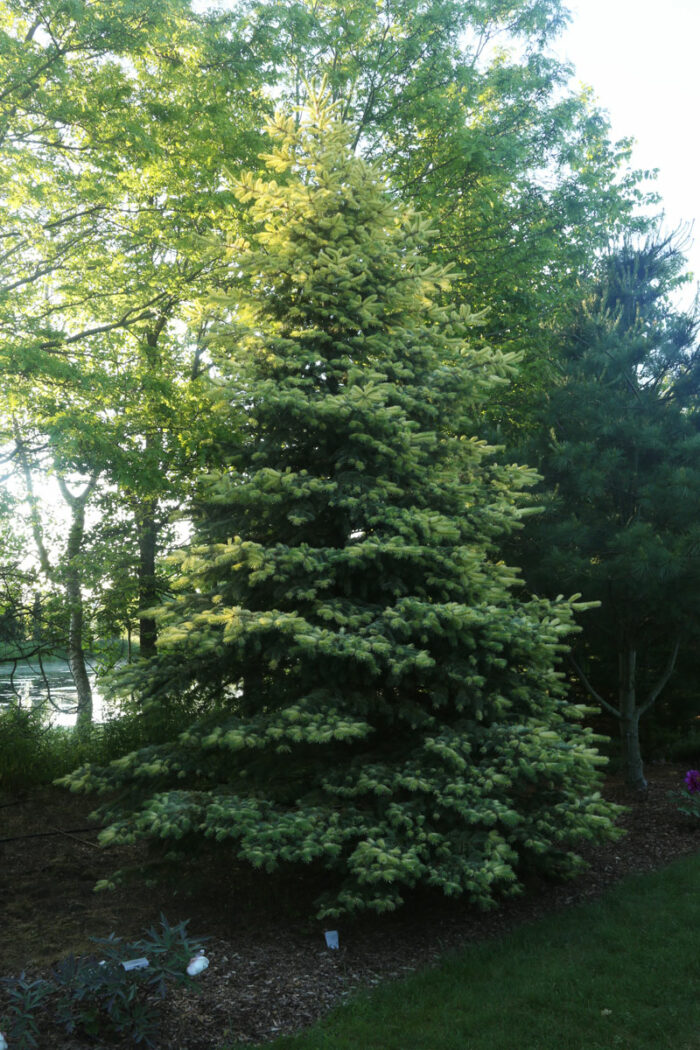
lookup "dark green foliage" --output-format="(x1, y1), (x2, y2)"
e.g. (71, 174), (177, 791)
(0, 704), (56, 790)
(0, 917), (206, 1049)
(63, 94), (620, 917)
(511, 232), (700, 788)
(0, 973), (50, 1050)
(675, 792), (700, 822)
(0, 702), (193, 790)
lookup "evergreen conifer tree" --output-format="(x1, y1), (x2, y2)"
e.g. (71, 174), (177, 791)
(64, 92), (619, 916)
(511, 235), (700, 791)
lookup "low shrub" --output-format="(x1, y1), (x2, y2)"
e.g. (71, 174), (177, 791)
(0, 702), (195, 791)
(0, 973), (51, 1050)
(674, 768), (700, 820)
(661, 730), (700, 765)
(0, 704), (56, 789)
(0, 917), (207, 1049)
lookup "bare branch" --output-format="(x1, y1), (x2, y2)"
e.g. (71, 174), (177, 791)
(44, 204), (107, 232)
(56, 470), (99, 508)
(640, 639), (681, 716)
(568, 652), (621, 718)
(12, 421), (53, 578)
(37, 294), (172, 353)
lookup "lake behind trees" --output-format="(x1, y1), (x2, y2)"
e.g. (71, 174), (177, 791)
(0, 659), (105, 726)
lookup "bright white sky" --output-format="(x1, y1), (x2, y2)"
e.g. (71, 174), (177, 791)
(557, 0), (700, 303)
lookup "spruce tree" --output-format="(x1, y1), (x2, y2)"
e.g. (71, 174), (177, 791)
(64, 92), (619, 917)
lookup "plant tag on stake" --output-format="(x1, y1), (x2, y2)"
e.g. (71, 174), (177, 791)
(121, 957), (149, 972)
(324, 930), (339, 950)
(187, 951), (209, 976)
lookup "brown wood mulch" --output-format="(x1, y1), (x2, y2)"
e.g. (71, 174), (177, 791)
(1, 763), (698, 1049)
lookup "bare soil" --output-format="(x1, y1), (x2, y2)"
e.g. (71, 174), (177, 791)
(1, 764), (698, 1049)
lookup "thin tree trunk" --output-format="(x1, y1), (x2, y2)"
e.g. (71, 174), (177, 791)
(58, 474), (98, 732)
(136, 318), (168, 662)
(31, 591), (43, 644)
(137, 501), (158, 661)
(618, 646), (647, 791)
(572, 637), (680, 793)
(14, 426), (98, 730)
(65, 561), (93, 730)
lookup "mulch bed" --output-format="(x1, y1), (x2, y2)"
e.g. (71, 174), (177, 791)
(1, 764), (698, 1048)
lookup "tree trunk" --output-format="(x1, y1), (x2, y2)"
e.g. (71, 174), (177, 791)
(138, 501), (159, 661)
(66, 574), (93, 731)
(63, 491), (93, 731)
(572, 638), (679, 794)
(136, 319), (169, 662)
(618, 646), (647, 791)
(15, 426), (98, 730)
(31, 592), (42, 642)
(57, 474), (98, 732)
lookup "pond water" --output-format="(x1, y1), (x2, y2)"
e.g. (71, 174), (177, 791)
(0, 659), (106, 727)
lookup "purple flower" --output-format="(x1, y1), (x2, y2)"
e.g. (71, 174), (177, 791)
(684, 770), (700, 794)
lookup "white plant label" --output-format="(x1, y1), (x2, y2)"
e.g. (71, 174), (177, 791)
(187, 952), (210, 976)
(324, 930), (339, 949)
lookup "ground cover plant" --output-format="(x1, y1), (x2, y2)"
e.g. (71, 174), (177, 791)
(229, 850), (700, 1050)
(674, 768), (700, 820)
(0, 918), (206, 1049)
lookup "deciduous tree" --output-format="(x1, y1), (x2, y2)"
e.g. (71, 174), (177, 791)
(268, 0), (655, 423)
(0, 0), (273, 681)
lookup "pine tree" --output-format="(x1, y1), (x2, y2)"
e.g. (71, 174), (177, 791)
(64, 92), (619, 917)
(511, 234), (700, 791)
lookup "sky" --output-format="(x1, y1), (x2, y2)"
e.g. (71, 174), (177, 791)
(557, 0), (700, 303)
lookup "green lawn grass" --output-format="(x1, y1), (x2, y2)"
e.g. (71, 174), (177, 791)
(227, 852), (700, 1050)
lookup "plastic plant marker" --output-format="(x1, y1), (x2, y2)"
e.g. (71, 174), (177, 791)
(186, 953), (210, 976)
